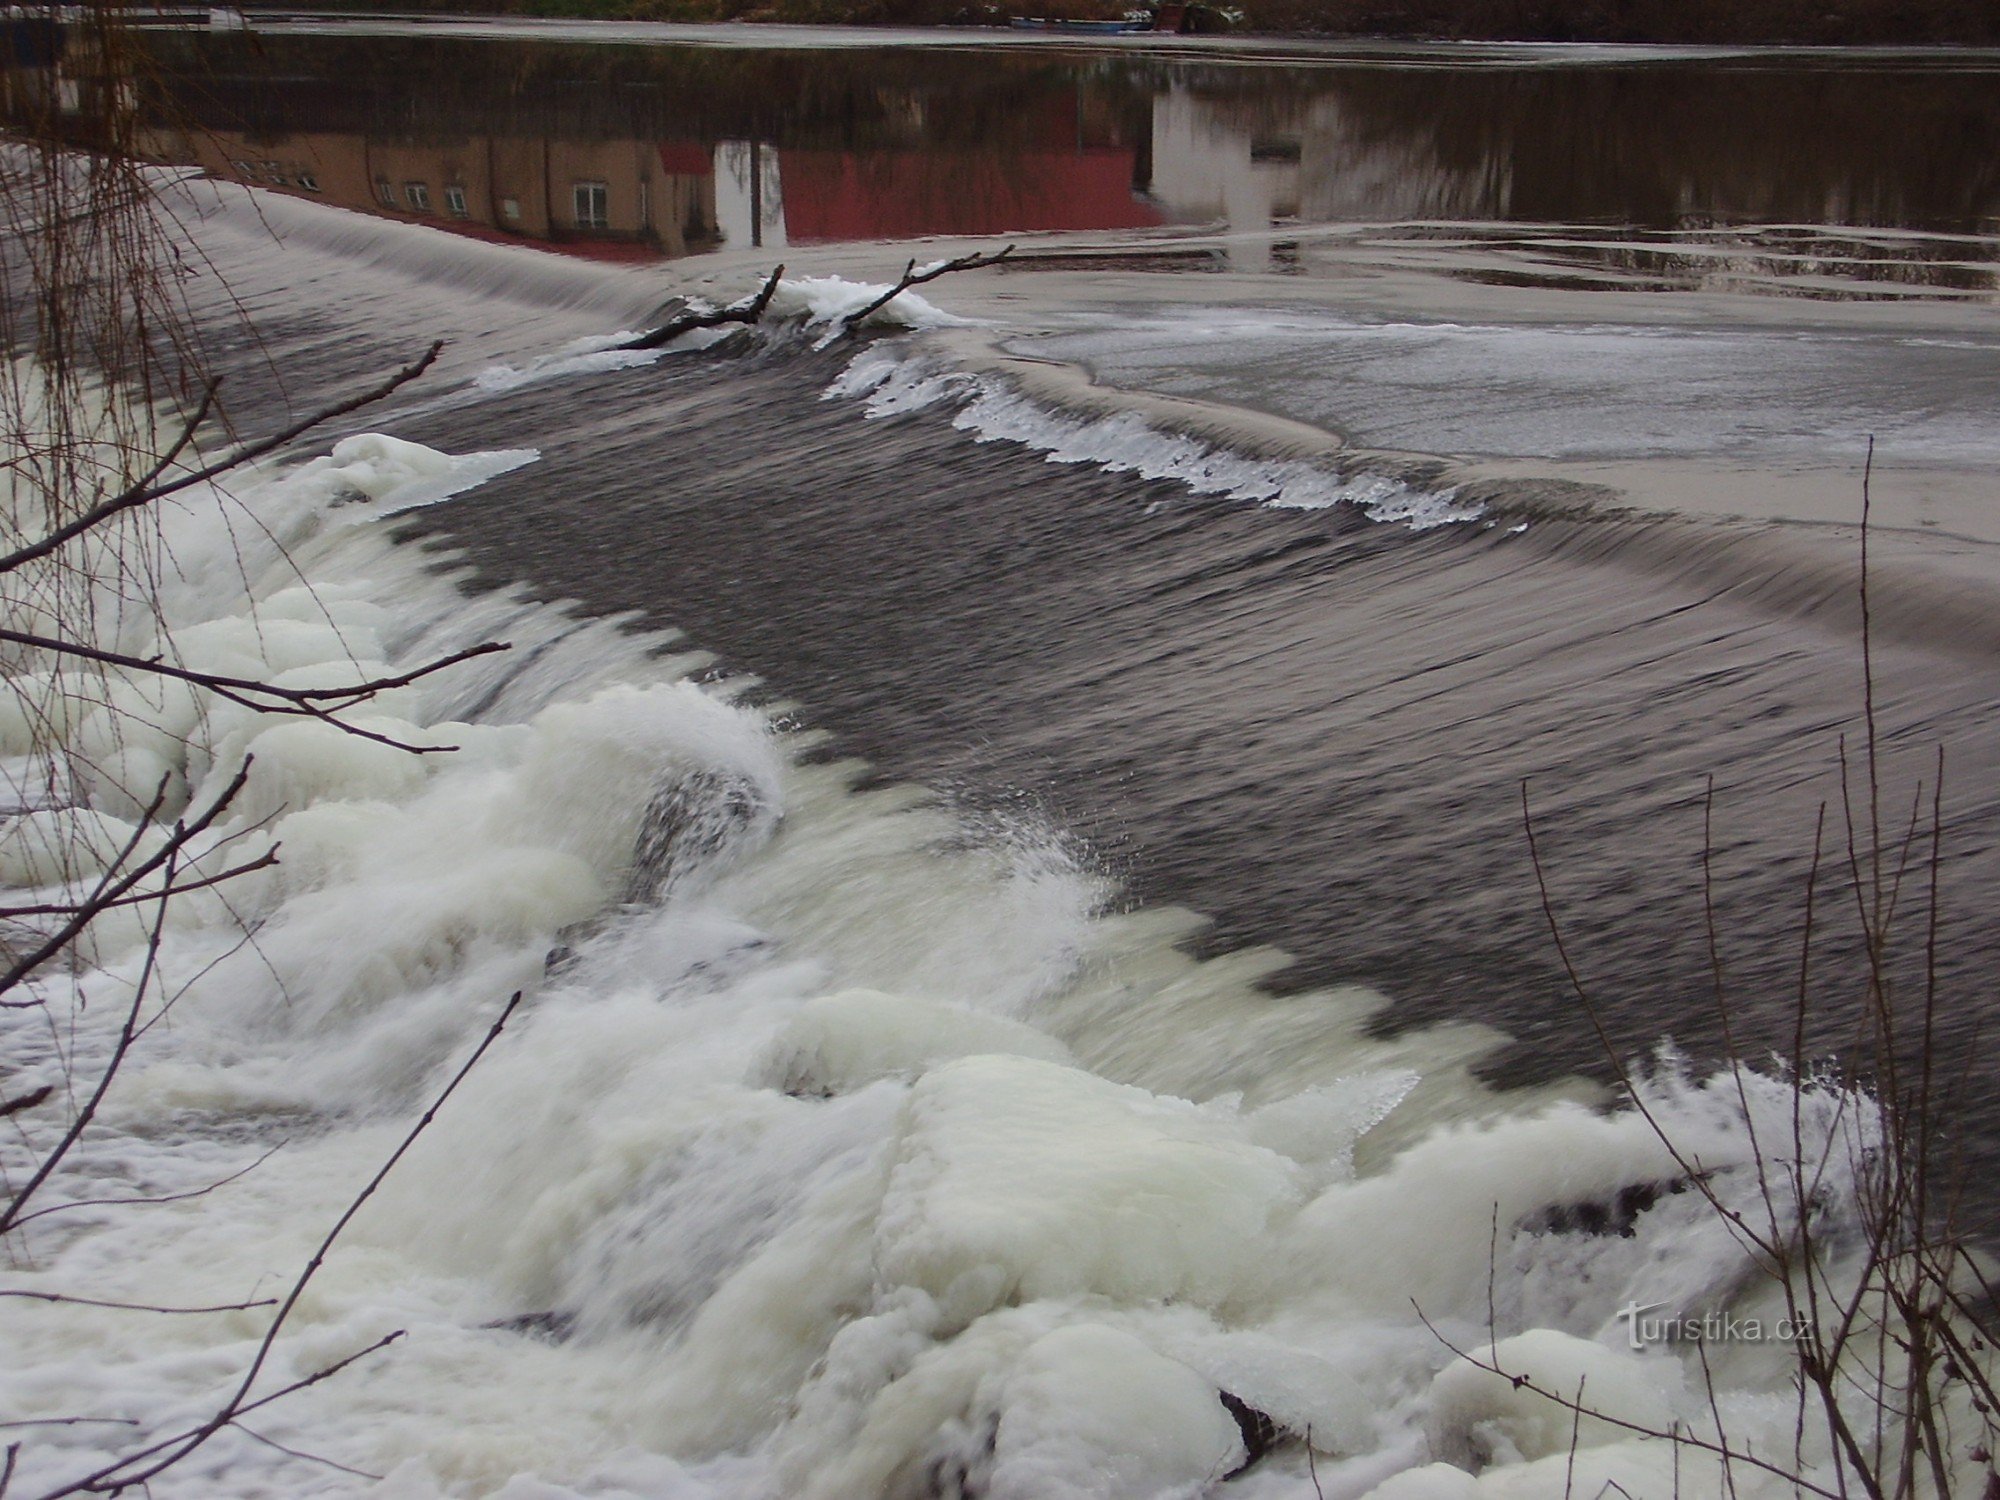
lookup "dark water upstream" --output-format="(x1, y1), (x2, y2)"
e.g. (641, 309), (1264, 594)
(124, 23), (2000, 296)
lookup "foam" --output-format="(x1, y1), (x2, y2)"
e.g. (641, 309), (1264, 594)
(1425, 1330), (1683, 1469)
(0, 265), (1938, 1500)
(875, 1054), (1304, 1312)
(757, 988), (1077, 1095)
(825, 349), (1483, 531)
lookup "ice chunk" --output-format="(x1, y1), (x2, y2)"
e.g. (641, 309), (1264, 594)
(0, 673), (81, 756)
(228, 716), (430, 826)
(0, 807), (153, 888)
(321, 432), (455, 499)
(1364, 1463), (1484, 1500)
(1169, 1329), (1373, 1455)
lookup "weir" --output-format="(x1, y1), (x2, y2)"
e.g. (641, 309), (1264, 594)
(4, 28), (2000, 1500)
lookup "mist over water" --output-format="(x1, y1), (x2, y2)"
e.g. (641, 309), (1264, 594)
(4, 26), (2000, 1500)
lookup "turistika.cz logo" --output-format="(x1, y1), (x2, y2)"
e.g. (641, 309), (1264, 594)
(1615, 1301), (1812, 1351)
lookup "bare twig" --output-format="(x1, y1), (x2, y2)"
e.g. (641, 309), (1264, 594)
(0, 1422), (134, 1433)
(0, 762), (246, 1007)
(1522, 779), (1776, 1259)
(1508, 450), (2000, 1500)
(1413, 1302), (1846, 1500)
(836, 245), (1015, 338)
(227, 1423), (380, 1482)
(0, 1290), (277, 1315)
(23, 1332), (404, 1500)
(5, 1140), (284, 1232)
(0, 832), (180, 1237)
(0, 345), (442, 579)
(0, 848), (280, 920)
(618, 266), (785, 351)
(0, 627), (507, 751)
(37, 993), (525, 1496)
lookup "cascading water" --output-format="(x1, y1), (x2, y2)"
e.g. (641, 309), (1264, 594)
(0, 171), (1983, 1500)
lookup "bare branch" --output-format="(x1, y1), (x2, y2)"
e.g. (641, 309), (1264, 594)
(0, 761), (248, 1006)
(40, 993), (524, 1496)
(113, 379), (218, 511)
(0, 848), (280, 920)
(0, 1087), (52, 1121)
(836, 245), (1014, 338)
(619, 266), (785, 351)
(0, 625), (506, 716)
(0, 1290), (277, 1315)
(5, 1140), (284, 1232)
(0, 345), (442, 579)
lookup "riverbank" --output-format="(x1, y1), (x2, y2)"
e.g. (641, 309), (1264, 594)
(241, 0), (2000, 47)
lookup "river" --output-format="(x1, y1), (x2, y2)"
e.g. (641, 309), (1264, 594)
(2, 17), (1998, 1499)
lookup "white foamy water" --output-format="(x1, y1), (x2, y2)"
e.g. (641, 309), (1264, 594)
(0, 198), (1951, 1500)
(0, 419), (1910, 1500)
(824, 348), (1482, 531)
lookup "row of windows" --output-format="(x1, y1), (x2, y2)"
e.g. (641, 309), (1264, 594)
(374, 178), (469, 216)
(369, 179), (610, 228)
(231, 159), (319, 192)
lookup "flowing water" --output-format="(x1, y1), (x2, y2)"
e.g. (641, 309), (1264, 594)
(3, 21), (2000, 1500)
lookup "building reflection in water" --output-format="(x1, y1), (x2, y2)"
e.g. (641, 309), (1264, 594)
(111, 39), (1166, 262)
(1142, 87), (1509, 271)
(146, 124), (726, 261)
(5, 25), (1995, 293)
(146, 116), (1167, 261)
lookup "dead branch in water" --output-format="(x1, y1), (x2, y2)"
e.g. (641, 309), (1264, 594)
(617, 245), (1014, 353)
(835, 244), (1015, 337)
(619, 264), (786, 350)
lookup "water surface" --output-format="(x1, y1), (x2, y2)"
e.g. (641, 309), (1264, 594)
(117, 24), (2000, 296)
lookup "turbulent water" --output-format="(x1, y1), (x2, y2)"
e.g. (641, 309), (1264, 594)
(1, 117), (1997, 1500)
